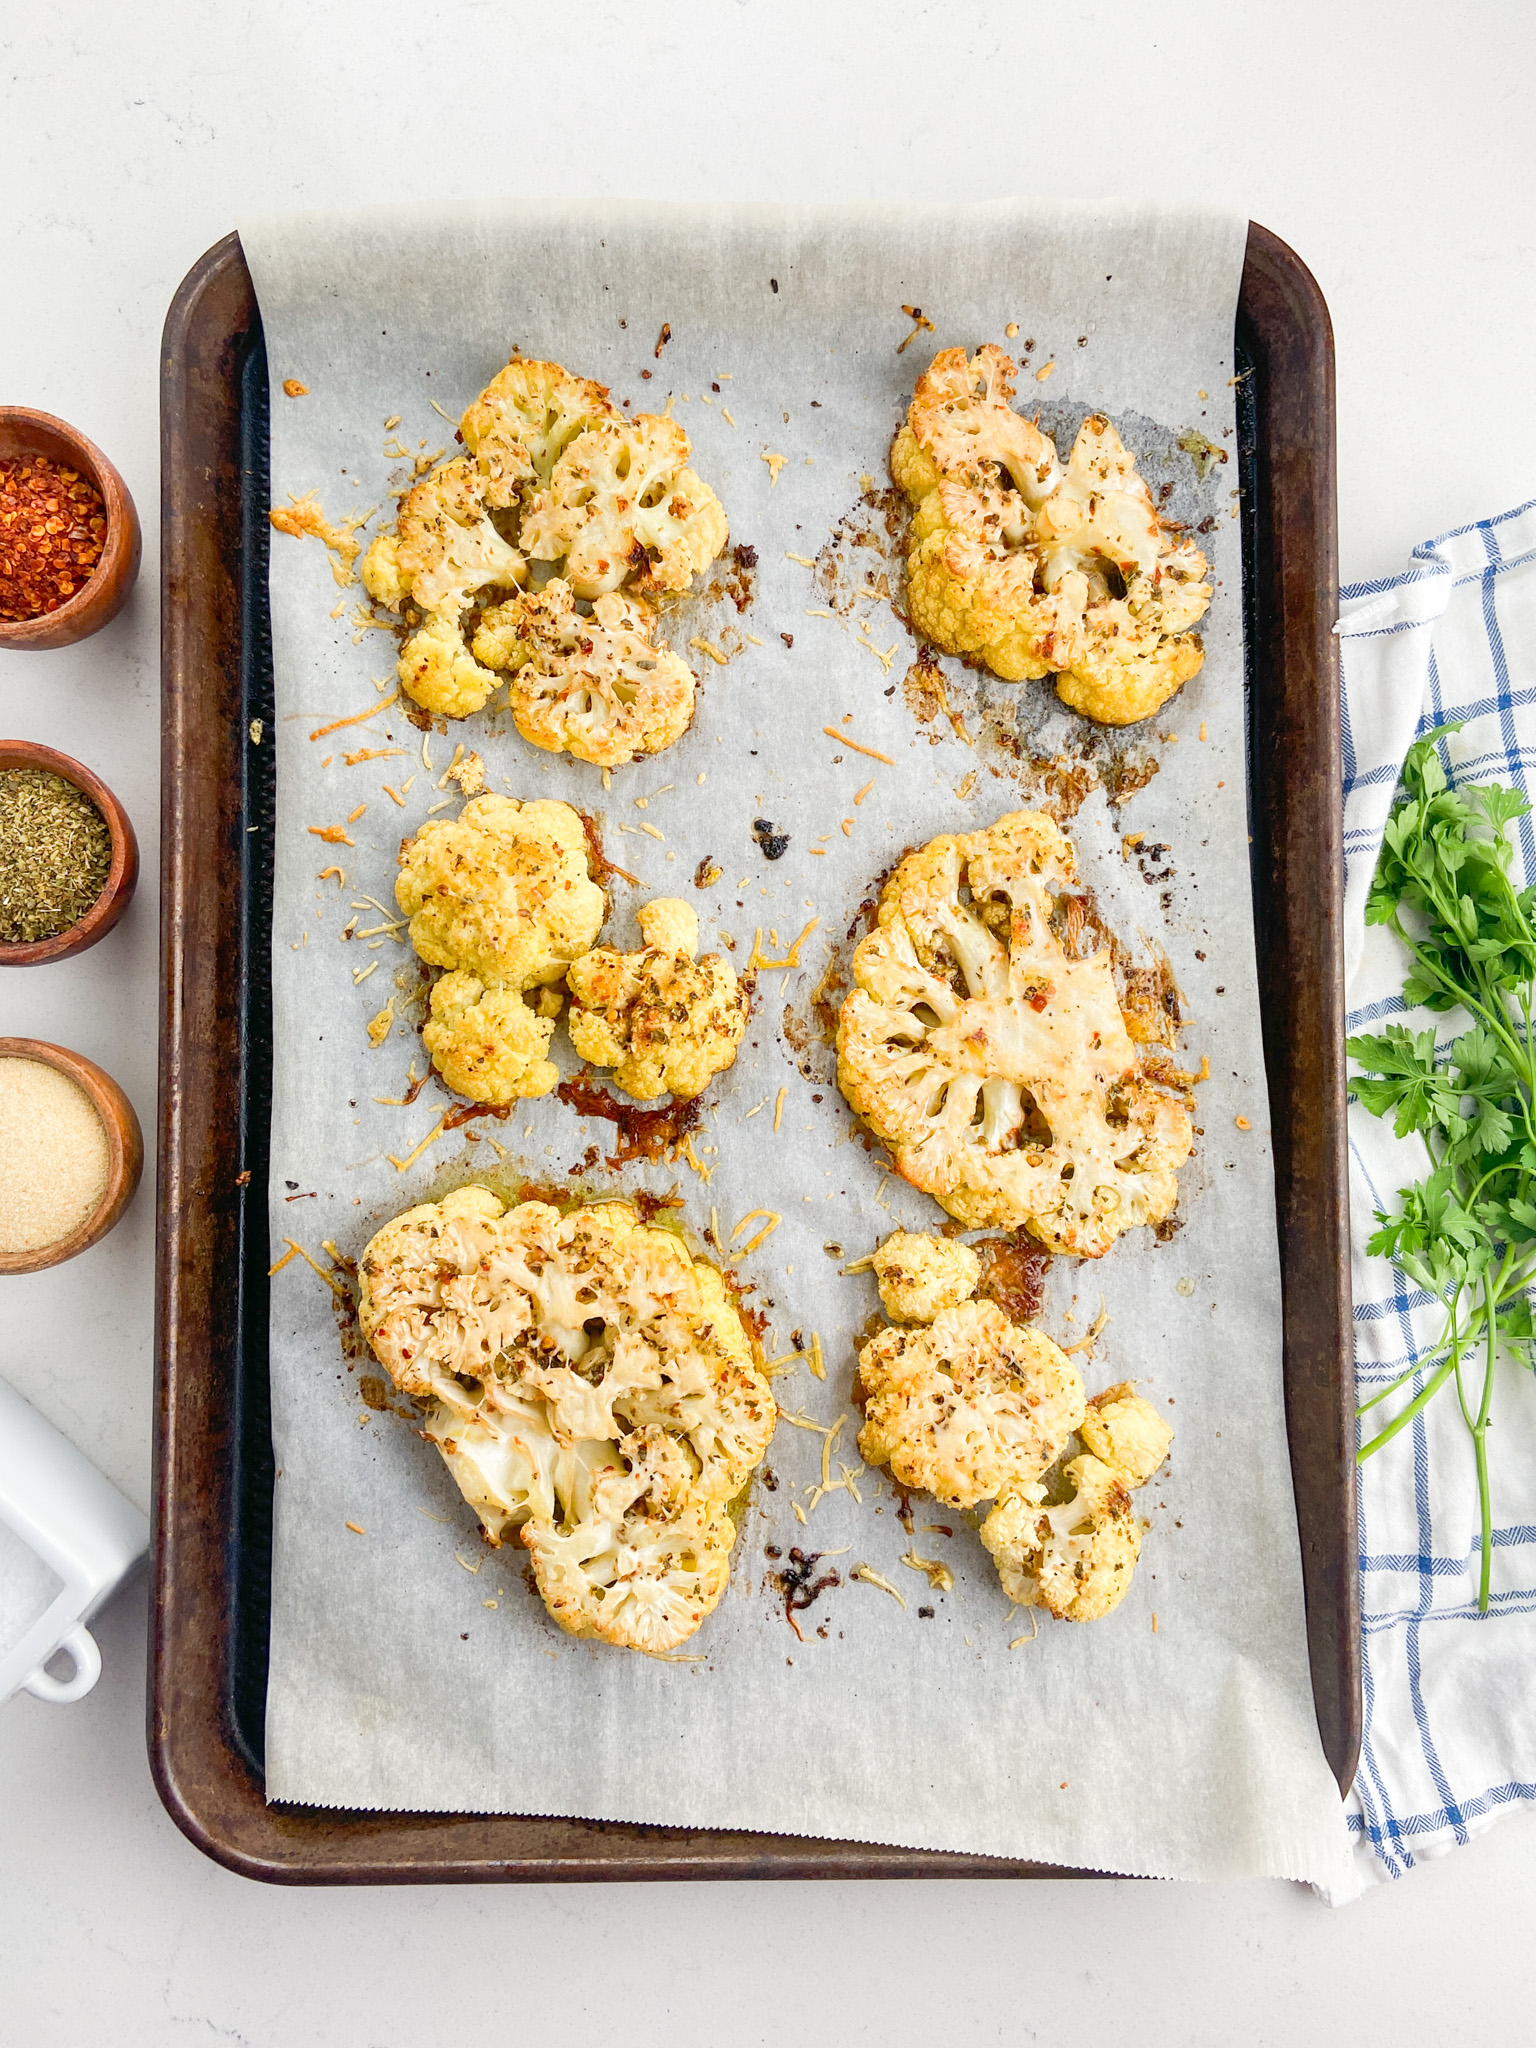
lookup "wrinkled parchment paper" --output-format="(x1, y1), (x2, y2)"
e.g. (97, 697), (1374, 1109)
(240, 202), (1355, 1891)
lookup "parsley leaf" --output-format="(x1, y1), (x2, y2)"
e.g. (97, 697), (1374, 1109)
(1350, 725), (1536, 1611)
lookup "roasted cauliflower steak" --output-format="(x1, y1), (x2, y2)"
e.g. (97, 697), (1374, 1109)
(358, 1191), (775, 1652)
(565, 897), (748, 1101)
(857, 1298), (1085, 1510)
(473, 578), (696, 769)
(891, 345), (1212, 724)
(836, 810), (1194, 1256)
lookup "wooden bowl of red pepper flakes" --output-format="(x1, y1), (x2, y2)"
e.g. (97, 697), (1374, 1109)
(0, 408), (141, 650)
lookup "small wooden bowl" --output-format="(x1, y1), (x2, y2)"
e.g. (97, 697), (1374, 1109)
(0, 740), (138, 966)
(0, 408), (141, 650)
(0, 1037), (143, 1275)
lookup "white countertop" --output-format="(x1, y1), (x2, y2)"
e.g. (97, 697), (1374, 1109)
(4, 3), (1536, 2038)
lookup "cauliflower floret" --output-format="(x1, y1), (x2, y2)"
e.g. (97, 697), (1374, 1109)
(856, 1299), (1085, 1510)
(360, 457), (526, 718)
(473, 579), (696, 769)
(980, 1454), (1143, 1621)
(395, 607), (505, 719)
(891, 346), (1061, 505)
(396, 794), (605, 991)
(836, 810), (1195, 1256)
(422, 969), (558, 1104)
(520, 416), (728, 597)
(565, 897), (748, 1101)
(523, 1487), (735, 1654)
(458, 357), (618, 508)
(1079, 1381), (1174, 1486)
(870, 1229), (980, 1325)
(358, 1192), (775, 1649)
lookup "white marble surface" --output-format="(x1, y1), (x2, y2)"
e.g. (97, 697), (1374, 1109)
(3, 2), (1535, 2038)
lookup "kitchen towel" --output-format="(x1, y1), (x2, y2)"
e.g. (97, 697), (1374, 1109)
(1340, 496), (1536, 1887)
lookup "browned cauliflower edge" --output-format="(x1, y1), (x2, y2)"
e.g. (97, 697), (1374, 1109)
(565, 897), (749, 1102)
(890, 344), (1212, 726)
(835, 810), (1196, 1256)
(358, 1190), (776, 1653)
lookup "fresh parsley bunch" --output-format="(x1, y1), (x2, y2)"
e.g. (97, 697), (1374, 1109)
(1348, 725), (1536, 1612)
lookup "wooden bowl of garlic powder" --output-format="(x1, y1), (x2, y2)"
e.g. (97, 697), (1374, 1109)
(0, 1038), (142, 1274)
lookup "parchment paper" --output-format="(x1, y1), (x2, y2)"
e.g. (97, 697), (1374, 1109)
(240, 201), (1355, 1891)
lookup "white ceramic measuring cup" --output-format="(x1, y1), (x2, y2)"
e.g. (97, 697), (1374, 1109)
(0, 1372), (148, 1706)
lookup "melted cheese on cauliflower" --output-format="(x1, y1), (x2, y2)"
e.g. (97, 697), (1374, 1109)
(358, 1192), (776, 1652)
(565, 897), (748, 1101)
(857, 1298), (1085, 1510)
(981, 1454), (1142, 1622)
(836, 810), (1194, 1257)
(459, 357), (618, 507)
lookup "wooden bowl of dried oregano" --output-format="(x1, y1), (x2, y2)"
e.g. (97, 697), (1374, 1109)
(0, 740), (138, 966)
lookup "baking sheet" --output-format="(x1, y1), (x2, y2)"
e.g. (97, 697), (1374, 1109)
(240, 201), (1354, 1890)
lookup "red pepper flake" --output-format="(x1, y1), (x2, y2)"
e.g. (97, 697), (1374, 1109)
(0, 455), (107, 622)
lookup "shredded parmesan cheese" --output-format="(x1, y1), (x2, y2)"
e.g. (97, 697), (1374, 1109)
(344, 746), (405, 766)
(1061, 1304), (1109, 1357)
(275, 1238), (349, 1302)
(821, 726), (893, 765)
(900, 1549), (955, 1592)
(387, 1115), (448, 1173)
(310, 692), (399, 741)
(308, 825), (355, 846)
(761, 450), (788, 486)
(750, 916), (820, 970)
(268, 491), (370, 586)
(852, 1564), (907, 1609)
(785, 551), (816, 568)
(730, 1209), (782, 1256)
(688, 636), (729, 667)
(773, 1087), (787, 1133)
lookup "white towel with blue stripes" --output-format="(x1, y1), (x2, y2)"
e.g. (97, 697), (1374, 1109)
(1339, 498), (1536, 1887)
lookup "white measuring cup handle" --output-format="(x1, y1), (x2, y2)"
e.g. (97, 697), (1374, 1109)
(22, 1624), (102, 1704)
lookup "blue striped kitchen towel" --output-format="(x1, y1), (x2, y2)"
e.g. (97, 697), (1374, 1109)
(1339, 497), (1536, 1889)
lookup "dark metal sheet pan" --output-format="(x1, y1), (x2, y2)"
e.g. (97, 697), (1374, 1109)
(153, 222), (1357, 1883)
